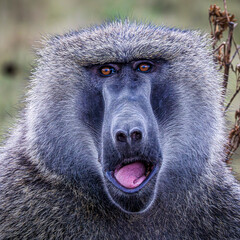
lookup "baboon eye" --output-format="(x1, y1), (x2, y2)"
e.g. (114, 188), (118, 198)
(99, 66), (116, 76)
(137, 63), (152, 73)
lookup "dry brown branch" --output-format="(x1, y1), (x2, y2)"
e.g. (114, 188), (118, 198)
(223, 21), (234, 92)
(209, 1), (240, 163)
(213, 42), (225, 54)
(223, 0), (230, 22)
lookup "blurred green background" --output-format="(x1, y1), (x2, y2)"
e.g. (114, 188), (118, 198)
(0, 0), (240, 178)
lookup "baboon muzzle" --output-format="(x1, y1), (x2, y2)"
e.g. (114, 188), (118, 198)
(103, 88), (161, 194)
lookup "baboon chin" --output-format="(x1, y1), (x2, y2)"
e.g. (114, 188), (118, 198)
(0, 20), (240, 239)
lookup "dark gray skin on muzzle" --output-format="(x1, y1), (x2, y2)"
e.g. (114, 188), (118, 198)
(99, 61), (162, 212)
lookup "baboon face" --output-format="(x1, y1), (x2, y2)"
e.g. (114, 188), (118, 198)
(82, 59), (175, 213)
(32, 22), (219, 214)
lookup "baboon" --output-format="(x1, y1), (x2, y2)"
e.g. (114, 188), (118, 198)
(0, 20), (240, 239)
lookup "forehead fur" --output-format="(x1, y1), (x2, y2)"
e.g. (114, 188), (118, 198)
(41, 20), (209, 66)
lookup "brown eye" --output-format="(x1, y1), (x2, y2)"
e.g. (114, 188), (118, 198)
(100, 66), (116, 76)
(137, 63), (152, 73)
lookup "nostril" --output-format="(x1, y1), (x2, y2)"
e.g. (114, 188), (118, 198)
(130, 130), (142, 142)
(116, 131), (128, 143)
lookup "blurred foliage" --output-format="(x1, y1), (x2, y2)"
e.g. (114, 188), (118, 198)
(0, 0), (240, 176)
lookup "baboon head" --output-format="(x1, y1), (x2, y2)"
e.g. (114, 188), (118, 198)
(27, 21), (223, 213)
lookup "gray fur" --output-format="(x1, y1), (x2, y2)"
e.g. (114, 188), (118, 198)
(0, 20), (240, 239)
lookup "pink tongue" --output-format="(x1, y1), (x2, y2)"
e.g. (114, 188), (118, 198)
(114, 162), (147, 189)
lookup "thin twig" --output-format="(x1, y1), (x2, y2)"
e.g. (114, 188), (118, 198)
(225, 86), (240, 111)
(229, 46), (240, 64)
(213, 42), (225, 53)
(222, 21), (234, 93)
(209, 15), (213, 37)
(233, 39), (240, 58)
(223, 0), (230, 22)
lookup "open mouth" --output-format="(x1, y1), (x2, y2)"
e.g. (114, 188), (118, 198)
(106, 158), (159, 193)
